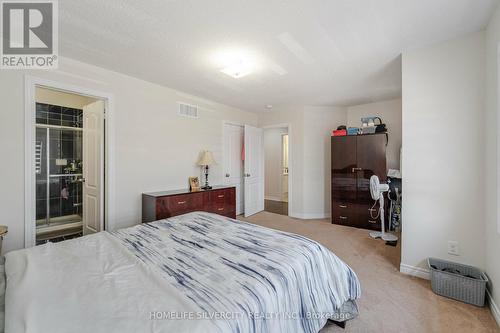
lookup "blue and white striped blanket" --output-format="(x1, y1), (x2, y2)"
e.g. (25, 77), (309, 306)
(112, 212), (361, 333)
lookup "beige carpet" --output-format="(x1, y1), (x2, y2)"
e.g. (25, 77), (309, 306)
(239, 211), (499, 333)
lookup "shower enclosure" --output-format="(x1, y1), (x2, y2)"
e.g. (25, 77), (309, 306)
(35, 102), (84, 243)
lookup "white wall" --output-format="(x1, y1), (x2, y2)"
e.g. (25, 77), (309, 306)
(302, 106), (346, 218)
(401, 32), (486, 272)
(347, 99), (402, 170)
(0, 57), (258, 253)
(264, 127), (287, 201)
(259, 106), (346, 219)
(485, 2), (500, 320)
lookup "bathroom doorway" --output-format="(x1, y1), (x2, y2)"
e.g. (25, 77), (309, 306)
(263, 126), (289, 216)
(30, 86), (106, 245)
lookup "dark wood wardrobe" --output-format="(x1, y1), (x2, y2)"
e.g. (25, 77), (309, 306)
(331, 133), (388, 230)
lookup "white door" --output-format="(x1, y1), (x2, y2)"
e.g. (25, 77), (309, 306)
(223, 123), (244, 215)
(82, 100), (105, 235)
(244, 125), (264, 217)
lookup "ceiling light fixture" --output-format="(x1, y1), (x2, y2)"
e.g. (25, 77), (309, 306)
(213, 49), (257, 79)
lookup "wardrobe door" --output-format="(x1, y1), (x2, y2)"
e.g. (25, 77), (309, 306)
(355, 134), (387, 229)
(355, 134), (387, 201)
(331, 136), (357, 210)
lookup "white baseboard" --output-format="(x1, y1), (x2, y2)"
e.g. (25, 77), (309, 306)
(487, 290), (500, 328)
(290, 212), (329, 219)
(399, 263), (430, 280)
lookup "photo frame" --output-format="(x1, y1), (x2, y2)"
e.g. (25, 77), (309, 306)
(189, 176), (200, 191)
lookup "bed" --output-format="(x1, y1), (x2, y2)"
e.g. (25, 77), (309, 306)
(4, 212), (361, 333)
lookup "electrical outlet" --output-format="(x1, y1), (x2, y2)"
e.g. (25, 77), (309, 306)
(448, 241), (460, 256)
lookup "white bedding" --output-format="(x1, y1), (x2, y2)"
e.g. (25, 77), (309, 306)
(4, 232), (216, 333)
(4, 212), (360, 333)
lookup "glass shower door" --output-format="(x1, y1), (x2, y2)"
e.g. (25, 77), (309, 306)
(35, 103), (84, 243)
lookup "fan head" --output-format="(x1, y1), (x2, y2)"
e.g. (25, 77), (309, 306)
(370, 175), (389, 200)
(370, 175), (381, 200)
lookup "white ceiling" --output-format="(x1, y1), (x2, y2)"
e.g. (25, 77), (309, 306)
(59, 0), (497, 112)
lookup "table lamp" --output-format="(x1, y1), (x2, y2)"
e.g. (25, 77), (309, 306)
(198, 151), (216, 190)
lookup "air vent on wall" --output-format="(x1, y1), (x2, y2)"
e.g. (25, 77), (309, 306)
(178, 102), (199, 118)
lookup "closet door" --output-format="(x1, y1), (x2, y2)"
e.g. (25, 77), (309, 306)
(223, 123), (244, 215)
(244, 125), (264, 217)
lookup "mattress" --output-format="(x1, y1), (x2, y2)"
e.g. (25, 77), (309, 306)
(4, 212), (360, 333)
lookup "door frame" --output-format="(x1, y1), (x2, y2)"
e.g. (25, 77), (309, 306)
(280, 132), (289, 202)
(24, 75), (114, 247)
(262, 123), (292, 216)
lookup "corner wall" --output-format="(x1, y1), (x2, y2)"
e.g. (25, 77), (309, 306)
(485, 2), (500, 324)
(401, 32), (486, 272)
(347, 99), (402, 170)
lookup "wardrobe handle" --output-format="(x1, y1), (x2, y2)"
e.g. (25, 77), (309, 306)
(368, 220), (377, 224)
(339, 205), (347, 208)
(339, 216), (348, 220)
(351, 167), (362, 173)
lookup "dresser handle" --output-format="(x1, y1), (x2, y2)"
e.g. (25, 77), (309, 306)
(368, 220), (377, 224)
(217, 208), (224, 211)
(339, 205), (347, 208)
(339, 216), (348, 220)
(177, 201), (187, 205)
(218, 195), (224, 198)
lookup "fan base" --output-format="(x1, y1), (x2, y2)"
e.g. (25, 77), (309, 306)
(369, 231), (399, 242)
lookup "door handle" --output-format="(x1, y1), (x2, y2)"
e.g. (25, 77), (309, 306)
(225, 173), (230, 177)
(351, 167), (362, 173)
(244, 173), (251, 177)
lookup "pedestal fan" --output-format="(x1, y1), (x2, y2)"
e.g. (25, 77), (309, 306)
(369, 175), (398, 241)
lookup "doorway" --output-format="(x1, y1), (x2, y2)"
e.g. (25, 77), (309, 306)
(28, 85), (106, 245)
(263, 126), (289, 216)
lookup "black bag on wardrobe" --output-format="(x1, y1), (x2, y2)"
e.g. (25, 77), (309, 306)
(374, 117), (387, 133)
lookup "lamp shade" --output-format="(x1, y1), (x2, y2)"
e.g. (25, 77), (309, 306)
(198, 151), (216, 166)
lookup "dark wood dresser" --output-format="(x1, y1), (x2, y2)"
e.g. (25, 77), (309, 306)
(142, 186), (236, 223)
(331, 133), (388, 230)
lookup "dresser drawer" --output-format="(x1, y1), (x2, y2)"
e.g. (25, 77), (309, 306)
(209, 189), (230, 204)
(209, 188), (236, 218)
(156, 192), (204, 219)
